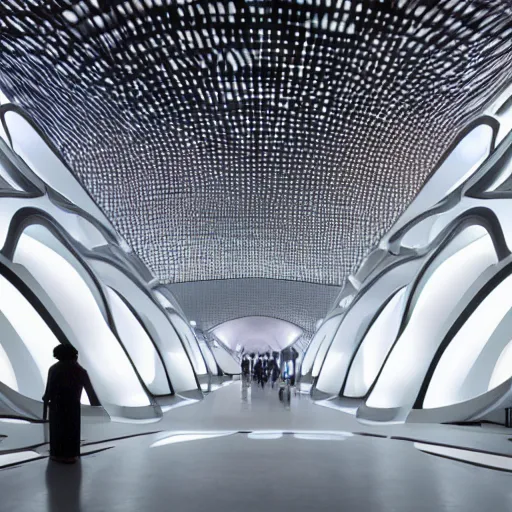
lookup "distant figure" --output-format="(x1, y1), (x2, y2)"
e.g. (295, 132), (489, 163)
(242, 358), (250, 379)
(271, 365), (280, 388)
(254, 358), (265, 388)
(43, 344), (99, 464)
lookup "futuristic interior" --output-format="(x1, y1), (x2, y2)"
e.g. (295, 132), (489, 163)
(0, 1), (512, 510)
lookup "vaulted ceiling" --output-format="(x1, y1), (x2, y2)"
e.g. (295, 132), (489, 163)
(0, 0), (511, 344)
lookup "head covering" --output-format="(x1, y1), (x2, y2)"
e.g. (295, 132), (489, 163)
(53, 344), (78, 361)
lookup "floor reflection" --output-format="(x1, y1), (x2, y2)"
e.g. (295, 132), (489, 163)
(46, 460), (82, 512)
(240, 377), (296, 411)
(241, 378), (252, 408)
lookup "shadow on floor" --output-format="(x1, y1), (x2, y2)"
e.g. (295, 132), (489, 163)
(46, 460), (82, 512)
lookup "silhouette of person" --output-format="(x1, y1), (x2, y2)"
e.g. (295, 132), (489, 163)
(254, 358), (264, 388)
(43, 344), (99, 464)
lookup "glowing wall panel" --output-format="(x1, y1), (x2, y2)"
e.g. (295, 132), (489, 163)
(315, 257), (424, 395)
(344, 287), (408, 397)
(198, 340), (218, 375)
(367, 233), (497, 410)
(210, 345), (241, 375)
(425, 273), (512, 408)
(0, 274), (58, 401)
(13, 234), (150, 407)
(106, 287), (170, 395)
(490, 332), (512, 390)
(0, 318), (18, 391)
(169, 313), (207, 376)
(88, 260), (198, 393)
(303, 315), (342, 377)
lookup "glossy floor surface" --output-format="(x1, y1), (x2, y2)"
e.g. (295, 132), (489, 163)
(2, 382), (512, 512)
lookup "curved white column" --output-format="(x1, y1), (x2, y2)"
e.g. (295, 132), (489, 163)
(0, 338), (17, 392)
(169, 313), (207, 376)
(105, 287), (170, 395)
(425, 272), (512, 408)
(13, 233), (150, 407)
(0, 274), (60, 401)
(303, 315), (341, 376)
(316, 258), (423, 396)
(367, 232), (497, 410)
(88, 260), (198, 394)
(344, 287), (408, 397)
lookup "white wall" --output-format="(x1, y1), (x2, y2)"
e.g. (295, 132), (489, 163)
(303, 315), (341, 376)
(13, 233), (150, 407)
(106, 287), (170, 395)
(344, 287), (408, 397)
(425, 272), (512, 408)
(89, 260), (198, 394)
(169, 312), (208, 376)
(367, 232), (497, 410)
(0, 276), (58, 400)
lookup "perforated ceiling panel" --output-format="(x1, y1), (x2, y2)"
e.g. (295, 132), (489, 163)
(1, 1), (511, 288)
(167, 278), (341, 349)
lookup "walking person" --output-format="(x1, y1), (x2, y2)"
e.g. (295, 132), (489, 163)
(254, 357), (265, 388)
(43, 344), (99, 464)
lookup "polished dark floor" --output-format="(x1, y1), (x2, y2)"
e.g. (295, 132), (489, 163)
(1, 382), (512, 512)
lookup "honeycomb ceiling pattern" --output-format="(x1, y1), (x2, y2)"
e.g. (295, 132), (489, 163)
(1, 1), (511, 288)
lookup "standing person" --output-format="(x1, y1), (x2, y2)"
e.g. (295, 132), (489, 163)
(271, 364), (280, 388)
(253, 358), (264, 388)
(43, 344), (99, 464)
(241, 358), (250, 380)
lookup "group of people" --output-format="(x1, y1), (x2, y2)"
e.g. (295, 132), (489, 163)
(241, 354), (287, 389)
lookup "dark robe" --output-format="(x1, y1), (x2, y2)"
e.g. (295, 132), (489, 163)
(42, 361), (98, 458)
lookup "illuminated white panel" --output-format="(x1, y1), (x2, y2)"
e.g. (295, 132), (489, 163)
(105, 287), (169, 395)
(0, 275), (58, 400)
(169, 313), (207, 375)
(489, 334), (512, 390)
(426, 273), (512, 408)
(316, 259), (423, 396)
(0, 334), (17, 391)
(367, 233), (497, 409)
(310, 316), (343, 378)
(303, 316), (341, 376)
(210, 345), (241, 375)
(14, 234), (150, 407)
(88, 260), (198, 393)
(198, 340), (218, 375)
(4, 111), (113, 230)
(344, 287), (408, 397)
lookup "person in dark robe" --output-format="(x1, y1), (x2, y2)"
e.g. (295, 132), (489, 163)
(42, 344), (99, 464)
